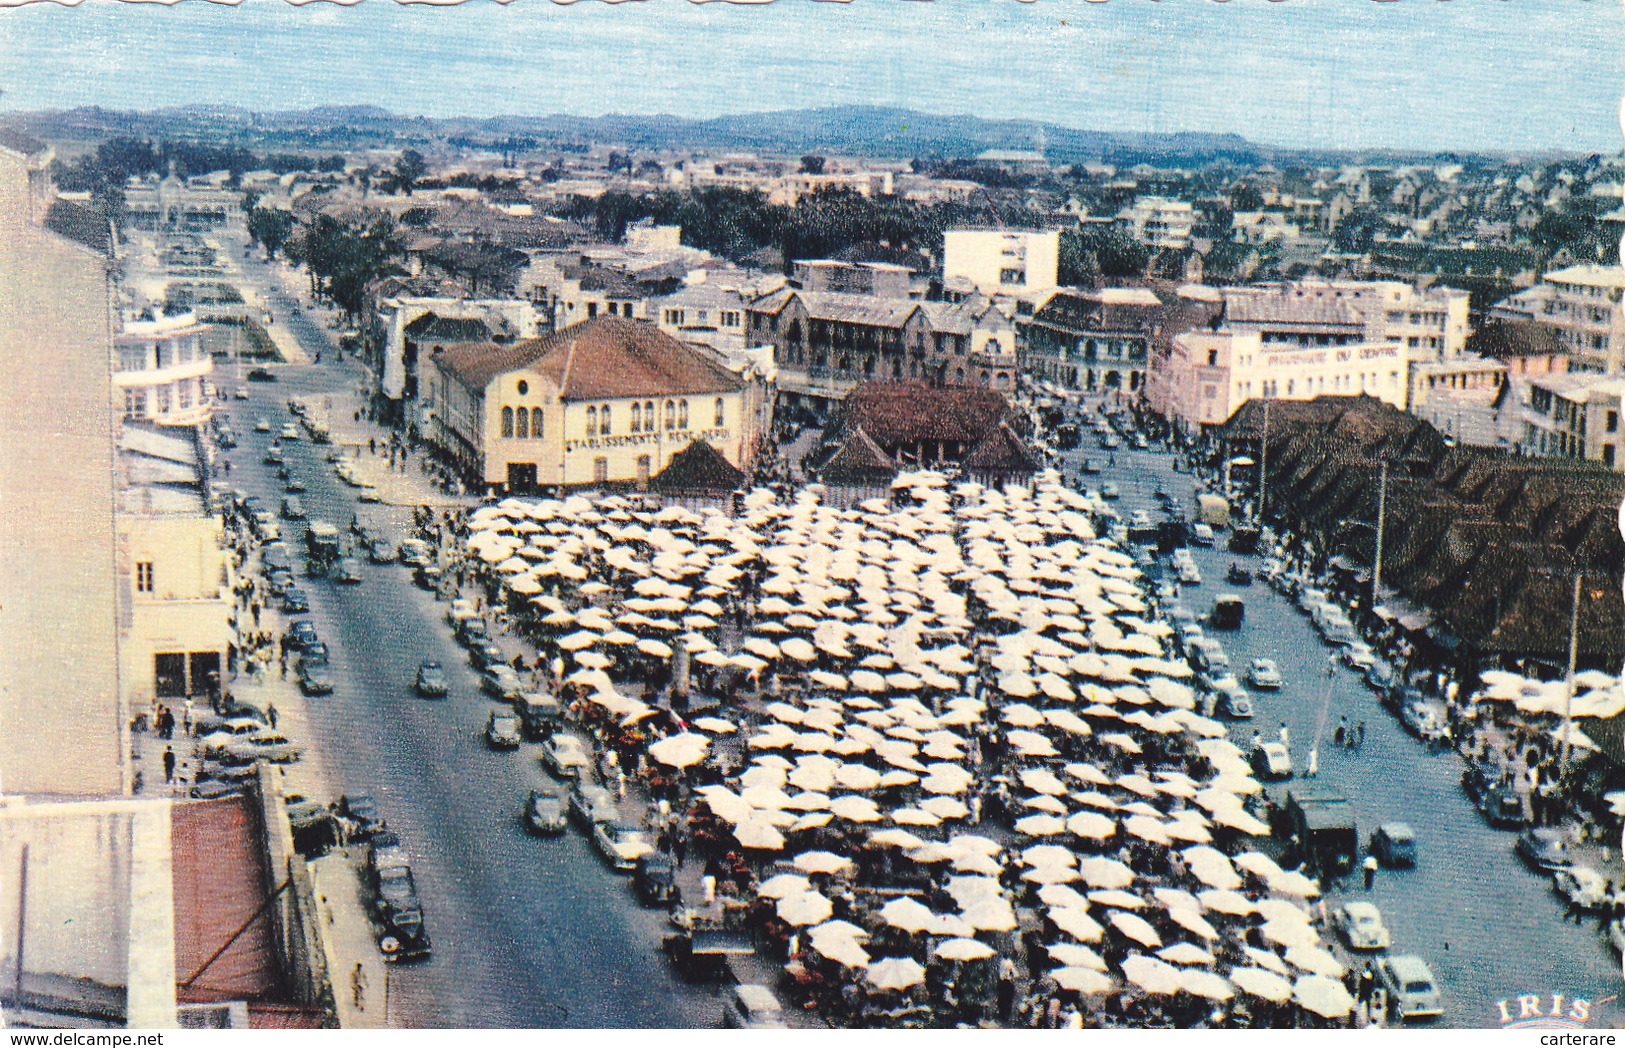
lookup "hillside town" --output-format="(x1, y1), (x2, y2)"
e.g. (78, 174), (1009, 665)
(4, 108), (1625, 1033)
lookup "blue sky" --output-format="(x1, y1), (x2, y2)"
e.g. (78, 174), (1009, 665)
(0, 0), (1619, 152)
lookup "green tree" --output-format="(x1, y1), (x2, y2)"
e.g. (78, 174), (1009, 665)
(800, 155), (827, 175)
(391, 149), (427, 196)
(247, 207), (295, 258)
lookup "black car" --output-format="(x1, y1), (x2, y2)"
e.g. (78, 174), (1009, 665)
(524, 788), (568, 835)
(338, 793), (386, 840)
(284, 620), (320, 651)
(470, 641), (507, 671)
(636, 852), (679, 907)
(415, 660), (449, 698)
(281, 587), (310, 614)
(370, 854), (431, 961)
(284, 473), (307, 493)
(246, 367), (277, 382)
(1516, 828), (1571, 872)
(1226, 564), (1253, 586)
(297, 657), (334, 696)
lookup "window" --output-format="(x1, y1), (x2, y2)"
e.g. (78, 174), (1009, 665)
(645, 400), (655, 432)
(136, 561), (154, 593)
(1605, 444), (1617, 468)
(178, 382), (192, 410)
(586, 406), (597, 435)
(517, 379), (529, 396)
(124, 388), (144, 419)
(156, 385), (172, 414)
(1608, 410), (1619, 434)
(678, 400), (688, 428)
(531, 408), (544, 439)
(631, 403), (642, 431)
(587, 302), (598, 318)
(1207, 349), (1218, 367)
(664, 400), (676, 431)
(593, 457), (608, 484)
(501, 406), (514, 438)
(515, 406), (528, 439)
(714, 398), (725, 427)
(599, 404), (611, 435)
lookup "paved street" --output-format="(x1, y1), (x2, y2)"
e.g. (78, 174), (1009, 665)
(1062, 412), (1625, 1028)
(221, 260), (724, 1028)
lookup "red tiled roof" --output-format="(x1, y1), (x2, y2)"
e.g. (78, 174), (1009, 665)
(651, 438), (745, 494)
(171, 796), (282, 1001)
(839, 382), (1011, 449)
(434, 317), (745, 401)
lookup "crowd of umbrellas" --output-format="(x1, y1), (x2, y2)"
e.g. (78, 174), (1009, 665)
(462, 470), (1368, 1027)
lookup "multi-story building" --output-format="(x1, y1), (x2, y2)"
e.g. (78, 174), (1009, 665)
(116, 425), (233, 709)
(426, 316), (762, 493)
(0, 129), (127, 795)
(1250, 280), (1470, 362)
(792, 259), (914, 298)
(749, 287), (1015, 411)
(114, 313), (214, 427)
(1117, 197), (1195, 250)
(942, 227), (1060, 299)
(1520, 373), (1625, 467)
(371, 294), (545, 426)
(1491, 264), (1625, 374)
(652, 283), (751, 358)
(1018, 287), (1166, 394)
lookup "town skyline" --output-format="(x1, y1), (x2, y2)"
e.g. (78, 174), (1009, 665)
(0, 0), (1619, 154)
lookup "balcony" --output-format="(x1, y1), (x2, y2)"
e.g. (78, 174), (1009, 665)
(114, 354), (214, 388)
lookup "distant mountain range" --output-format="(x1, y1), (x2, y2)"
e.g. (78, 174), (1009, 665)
(10, 103), (1502, 165)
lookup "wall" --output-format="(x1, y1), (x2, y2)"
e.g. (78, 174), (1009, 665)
(0, 147), (125, 796)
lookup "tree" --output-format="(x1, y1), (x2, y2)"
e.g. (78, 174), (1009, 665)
(392, 150), (427, 196)
(800, 155), (827, 176)
(1058, 227), (1150, 283)
(1230, 183), (1264, 212)
(247, 207), (295, 258)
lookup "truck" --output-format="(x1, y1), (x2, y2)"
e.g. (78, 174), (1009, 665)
(1196, 493), (1231, 529)
(1282, 789), (1357, 882)
(516, 692), (564, 740)
(305, 520), (341, 571)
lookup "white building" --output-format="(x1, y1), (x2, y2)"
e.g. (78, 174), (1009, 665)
(942, 227), (1060, 299)
(1249, 280), (1470, 362)
(651, 283), (750, 358)
(1493, 264), (1625, 374)
(115, 313), (214, 428)
(1118, 197), (1196, 250)
(1520, 373), (1625, 468)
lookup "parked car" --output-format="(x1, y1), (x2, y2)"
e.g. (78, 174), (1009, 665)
(1461, 765), (1528, 829)
(1554, 865), (1610, 911)
(1252, 742), (1293, 780)
(1516, 827), (1572, 871)
(415, 660), (449, 698)
(279, 423), (299, 441)
(636, 852), (679, 906)
(569, 781), (619, 828)
(470, 641), (508, 672)
(284, 620), (320, 651)
(359, 488), (383, 504)
(368, 539), (396, 564)
(593, 821), (654, 871)
(1341, 641), (1378, 671)
(296, 656), (334, 696)
(1401, 701), (1443, 739)
(456, 616), (490, 647)
(283, 472), (306, 493)
(1247, 658), (1284, 690)
(1213, 680), (1253, 719)
(485, 711), (522, 750)
(523, 788), (568, 836)
(221, 732), (300, 763)
(254, 416), (271, 433)
(262, 445), (284, 466)
(1226, 563), (1253, 586)
(723, 984), (786, 1029)
(369, 845), (431, 963)
(233, 386), (250, 400)
(1190, 638), (1229, 673)
(542, 733), (592, 778)
(246, 367), (276, 383)
(1375, 955), (1443, 1021)
(397, 539), (431, 567)
(1100, 482), (1121, 500)
(1333, 901), (1392, 951)
(339, 793), (386, 840)
(280, 496), (305, 520)
(1365, 660), (1396, 693)
(281, 586), (310, 614)
(335, 557), (363, 583)
(1178, 561), (1202, 585)
(481, 664), (524, 701)
(1079, 458), (1101, 475)
(1191, 523), (1216, 547)
(1370, 823), (1417, 867)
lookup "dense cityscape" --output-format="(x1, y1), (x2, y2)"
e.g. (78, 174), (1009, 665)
(2, 83), (1624, 1033)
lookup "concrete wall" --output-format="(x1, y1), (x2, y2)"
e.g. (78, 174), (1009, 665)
(252, 768), (335, 1023)
(0, 147), (125, 796)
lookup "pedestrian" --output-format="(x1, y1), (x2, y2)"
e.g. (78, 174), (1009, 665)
(1307, 746), (1319, 778)
(351, 962), (367, 1011)
(162, 746), (176, 784)
(1362, 854), (1378, 890)
(267, 704), (278, 730)
(370, 436), (377, 456)
(251, 602), (261, 628)
(1356, 721), (1366, 748)
(997, 956), (1018, 1019)
(674, 830), (687, 868)
(1334, 716), (1348, 748)
(1278, 722), (1290, 751)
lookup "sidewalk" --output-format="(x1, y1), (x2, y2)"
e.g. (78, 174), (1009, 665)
(311, 851), (391, 1028)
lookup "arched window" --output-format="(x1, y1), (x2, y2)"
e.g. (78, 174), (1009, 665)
(714, 398), (725, 427)
(678, 400), (689, 428)
(599, 404), (611, 435)
(531, 408), (544, 438)
(664, 400), (676, 431)
(501, 406), (514, 438)
(586, 406), (598, 435)
(631, 402), (642, 431)
(645, 400), (655, 432)
(515, 405), (529, 439)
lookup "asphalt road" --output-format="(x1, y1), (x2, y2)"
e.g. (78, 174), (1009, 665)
(1061, 406), (1625, 1029)
(223, 258), (723, 1028)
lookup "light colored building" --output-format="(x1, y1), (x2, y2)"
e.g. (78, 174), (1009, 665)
(0, 130), (127, 796)
(792, 259), (915, 298)
(372, 294), (545, 411)
(1019, 287), (1167, 394)
(1252, 280), (1470, 362)
(652, 282), (750, 357)
(1520, 373), (1625, 468)
(114, 313), (214, 427)
(1117, 196), (1196, 250)
(427, 316), (761, 493)
(1492, 264), (1625, 374)
(1148, 327), (1408, 430)
(942, 227), (1060, 299)
(116, 426), (233, 710)
(1407, 354), (1511, 447)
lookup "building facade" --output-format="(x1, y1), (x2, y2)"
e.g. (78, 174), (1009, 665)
(1520, 374), (1625, 467)
(1492, 264), (1625, 374)
(1019, 287), (1165, 393)
(114, 313), (214, 428)
(1118, 197), (1196, 250)
(427, 316), (760, 493)
(0, 131), (126, 795)
(942, 228), (1060, 299)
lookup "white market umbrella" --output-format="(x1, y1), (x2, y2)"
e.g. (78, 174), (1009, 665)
(1230, 966), (1293, 1003)
(757, 873), (812, 899)
(1109, 911), (1163, 948)
(794, 850), (854, 875)
(865, 957), (927, 992)
(1293, 974), (1355, 1019)
(1048, 906), (1104, 943)
(1050, 967), (1115, 995)
(1120, 954), (1183, 995)
(879, 897), (939, 934)
(936, 938), (996, 962)
(648, 732), (709, 768)
(777, 890), (834, 927)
